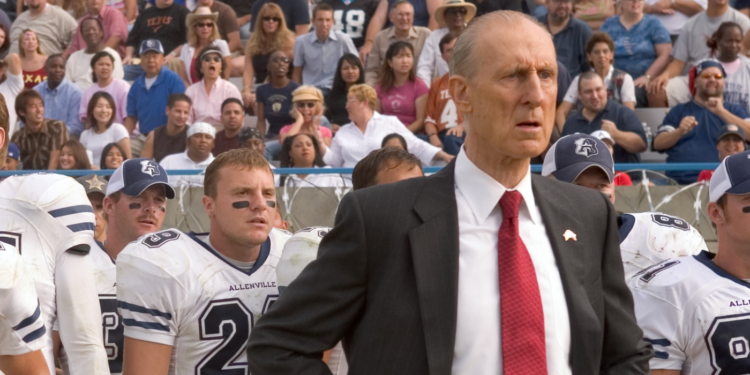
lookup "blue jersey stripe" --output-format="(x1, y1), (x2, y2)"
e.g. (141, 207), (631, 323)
(123, 319), (170, 332)
(22, 325), (46, 343)
(67, 222), (96, 232)
(48, 205), (94, 217)
(644, 338), (671, 347)
(12, 301), (41, 331)
(118, 301), (173, 320)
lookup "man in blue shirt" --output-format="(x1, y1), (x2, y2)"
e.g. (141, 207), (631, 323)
(654, 60), (750, 184)
(125, 39), (186, 157)
(537, 0), (592, 77)
(292, 3), (357, 95)
(33, 54), (83, 136)
(562, 72), (647, 163)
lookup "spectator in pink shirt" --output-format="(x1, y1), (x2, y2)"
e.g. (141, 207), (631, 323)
(66, 0), (128, 59)
(80, 51), (131, 124)
(279, 85), (333, 147)
(375, 41), (429, 133)
(185, 46), (242, 129)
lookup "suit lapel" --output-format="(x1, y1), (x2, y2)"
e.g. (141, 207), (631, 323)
(409, 161), (459, 375)
(531, 175), (589, 373)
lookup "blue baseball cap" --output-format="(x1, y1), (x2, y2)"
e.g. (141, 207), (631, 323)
(6, 142), (19, 160)
(139, 39), (164, 56)
(717, 124), (745, 143)
(542, 133), (614, 184)
(709, 150), (750, 202)
(106, 158), (175, 199)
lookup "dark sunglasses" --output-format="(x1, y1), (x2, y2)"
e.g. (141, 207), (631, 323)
(445, 7), (467, 15)
(263, 16), (281, 23)
(202, 55), (222, 63)
(271, 57), (290, 63)
(196, 22), (213, 28)
(296, 102), (316, 108)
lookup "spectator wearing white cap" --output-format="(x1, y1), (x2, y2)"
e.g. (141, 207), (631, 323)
(159, 121), (216, 186)
(542, 133), (616, 203)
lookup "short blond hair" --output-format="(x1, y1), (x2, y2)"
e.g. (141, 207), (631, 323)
(204, 149), (273, 198)
(348, 84), (377, 110)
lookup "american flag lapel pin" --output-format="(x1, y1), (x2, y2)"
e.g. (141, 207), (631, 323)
(563, 229), (577, 242)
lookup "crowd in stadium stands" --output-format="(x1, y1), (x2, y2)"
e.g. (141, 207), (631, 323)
(0, 0), (748, 185)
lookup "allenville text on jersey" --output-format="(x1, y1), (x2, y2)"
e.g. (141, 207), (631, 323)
(229, 281), (277, 292)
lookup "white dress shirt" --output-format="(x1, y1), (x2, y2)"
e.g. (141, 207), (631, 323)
(159, 150), (215, 186)
(416, 27), (449, 88)
(322, 112), (440, 168)
(452, 148), (572, 375)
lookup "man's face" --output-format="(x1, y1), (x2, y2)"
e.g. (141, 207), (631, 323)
(23, 98), (45, 127)
(390, 3), (414, 32)
(82, 19), (103, 48)
(710, 0), (729, 8)
(452, 20), (557, 161)
(221, 103), (244, 132)
(313, 10), (334, 40)
(695, 67), (725, 100)
(45, 56), (65, 85)
(441, 38), (456, 64)
(167, 100), (190, 127)
(3, 157), (18, 170)
(718, 134), (746, 160)
(711, 193), (750, 245)
(188, 133), (214, 159)
(88, 193), (106, 241)
(86, 0), (105, 14)
(375, 161), (423, 185)
(203, 167), (276, 248)
(573, 167), (615, 204)
(579, 76), (607, 113)
(197, 0), (211, 6)
(105, 185), (167, 242)
(141, 51), (164, 76)
(242, 138), (265, 154)
(444, 7), (466, 29)
(546, 0), (573, 23)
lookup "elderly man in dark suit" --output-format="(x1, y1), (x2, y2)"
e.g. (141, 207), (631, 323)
(247, 11), (652, 375)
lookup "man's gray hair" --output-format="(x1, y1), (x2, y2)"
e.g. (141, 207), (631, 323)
(390, 0), (413, 12)
(450, 11), (552, 83)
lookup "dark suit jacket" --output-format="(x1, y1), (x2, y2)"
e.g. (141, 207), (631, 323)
(247, 161), (653, 375)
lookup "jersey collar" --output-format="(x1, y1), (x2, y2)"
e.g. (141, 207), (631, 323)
(695, 250), (750, 289)
(186, 232), (271, 276)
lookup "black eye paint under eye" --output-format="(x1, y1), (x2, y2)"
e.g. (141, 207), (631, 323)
(231, 200), (276, 209)
(742, 206), (750, 213)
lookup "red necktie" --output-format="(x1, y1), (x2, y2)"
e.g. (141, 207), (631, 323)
(498, 190), (547, 375)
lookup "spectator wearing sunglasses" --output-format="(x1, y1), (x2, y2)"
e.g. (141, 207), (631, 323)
(179, 7), (231, 87)
(278, 85), (333, 151)
(416, 0), (475, 87)
(185, 45), (242, 129)
(256, 50), (299, 159)
(654, 60), (750, 184)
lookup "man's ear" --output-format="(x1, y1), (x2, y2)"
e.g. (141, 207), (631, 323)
(707, 201), (725, 227)
(0, 127), (6, 153)
(450, 75), (472, 115)
(202, 195), (216, 218)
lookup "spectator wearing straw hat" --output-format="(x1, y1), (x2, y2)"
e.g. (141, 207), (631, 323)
(178, 6), (231, 87)
(159, 121), (215, 186)
(416, 0), (475, 87)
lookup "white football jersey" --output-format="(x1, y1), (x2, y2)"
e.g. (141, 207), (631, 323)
(0, 174), (106, 375)
(278, 227), (348, 375)
(117, 228), (290, 375)
(0, 243), (46, 356)
(90, 241), (121, 375)
(628, 252), (750, 374)
(619, 212), (706, 279)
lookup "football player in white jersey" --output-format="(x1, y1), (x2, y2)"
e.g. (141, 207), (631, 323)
(116, 149), (290, 375)
(275, 227), (348, 375)
(618, 212), (706, 279)
(0, 91), (48, 375)
(0, 173), (110, 375)
(629, 150), (750, 375)
(53, 163), (176, 375)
